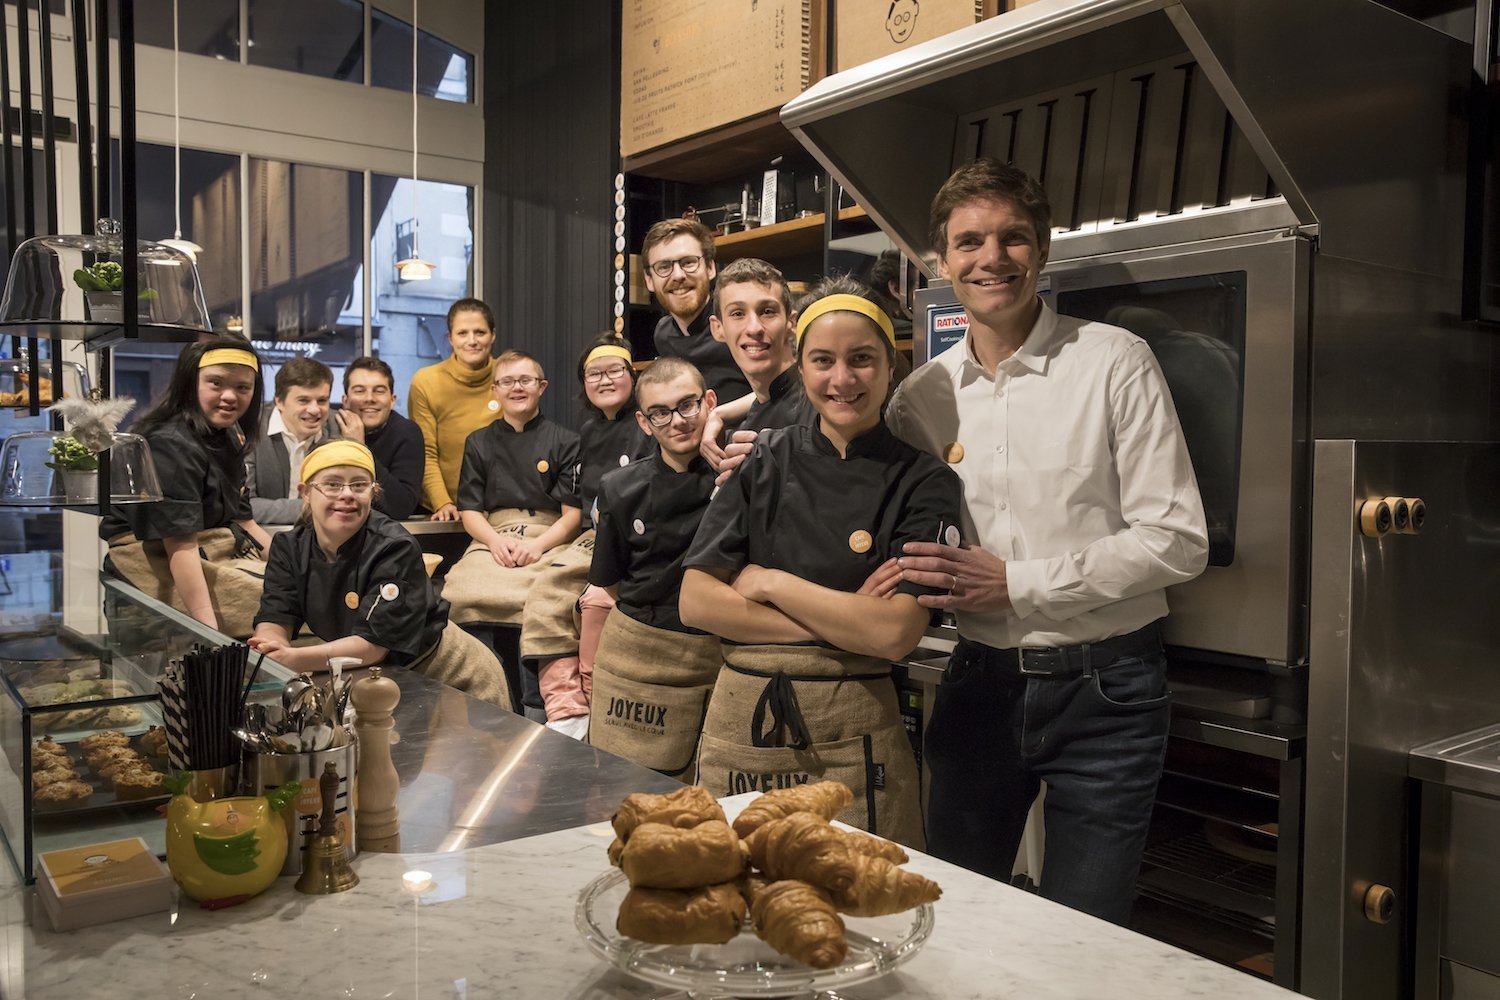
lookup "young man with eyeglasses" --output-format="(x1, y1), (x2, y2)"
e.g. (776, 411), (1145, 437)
(643, 218), (751, 404)
(586, 357), (721, 774)
(335, 356), (425, 520)
(442, 351), (582, 716)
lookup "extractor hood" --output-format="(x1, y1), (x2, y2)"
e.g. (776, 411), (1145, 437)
(782, 0), (1469, 275)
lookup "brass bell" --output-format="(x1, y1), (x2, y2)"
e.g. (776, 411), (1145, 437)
(295, 762), (359, 894)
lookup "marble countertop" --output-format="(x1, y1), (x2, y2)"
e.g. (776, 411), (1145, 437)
(1, 796), (1301, 1000)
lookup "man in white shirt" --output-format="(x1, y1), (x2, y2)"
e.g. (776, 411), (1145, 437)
(245, 357), (340, 524)
(887, 158), (1208, 925)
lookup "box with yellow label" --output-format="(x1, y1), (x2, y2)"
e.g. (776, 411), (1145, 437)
(36, 836), (174, 931)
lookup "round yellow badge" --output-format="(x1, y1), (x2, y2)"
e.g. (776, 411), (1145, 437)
(536, 459), (549, 473)
(943, 442), (965, 463)
(344, 592), (359, 610)
(848, 530), (873, 554)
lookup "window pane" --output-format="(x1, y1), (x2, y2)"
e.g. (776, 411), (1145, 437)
(249, 158), (363, 397)
(132, 0), (240, 60)
(248, 0), (364, 84)
(108, 141), (243, 426)
(370, 173), (472, 395)
(369, 8), (473, 103)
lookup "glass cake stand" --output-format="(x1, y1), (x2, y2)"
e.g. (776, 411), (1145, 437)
(575, 869), (934, 999)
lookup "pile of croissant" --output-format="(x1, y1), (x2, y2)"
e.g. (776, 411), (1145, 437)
(608, 780), (941, 969)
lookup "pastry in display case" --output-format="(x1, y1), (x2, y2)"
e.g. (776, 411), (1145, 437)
(0, 578), (290, 883)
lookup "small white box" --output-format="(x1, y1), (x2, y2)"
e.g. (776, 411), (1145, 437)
(36, 836), (175, 932)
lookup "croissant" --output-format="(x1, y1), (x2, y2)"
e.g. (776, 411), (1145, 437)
(751, 812), (940, 916)
(607, 837), (624, 868)
(617, 881), (746, 945)
(745, 823), (908, 867)
(750, 879), (848, 969)
(731, 781), (853, 838)
(620, 819), (747, 889)
(613, 785), (725, 842)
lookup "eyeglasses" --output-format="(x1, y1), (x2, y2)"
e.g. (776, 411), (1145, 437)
(309, 480), (374, 498)
(642, 396), (705, 427)
(648, 254), (704, 278)
(493, 376), (542, 389)
(584, 364), (630, 385)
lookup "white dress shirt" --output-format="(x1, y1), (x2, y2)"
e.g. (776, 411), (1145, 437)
(887, 301), (1208, 649)
(266, 408), (314, 500)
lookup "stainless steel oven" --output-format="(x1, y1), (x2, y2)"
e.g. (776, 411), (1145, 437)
(915, 232), (1309, 666)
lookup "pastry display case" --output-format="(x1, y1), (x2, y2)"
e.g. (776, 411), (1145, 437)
(0, 578), (290, 883)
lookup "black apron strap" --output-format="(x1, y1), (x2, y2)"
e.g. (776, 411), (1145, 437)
(750, 672), (814, 751)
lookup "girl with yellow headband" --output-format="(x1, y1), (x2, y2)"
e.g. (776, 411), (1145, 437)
(249, 441), (511, 707)
(679, 276), (961, 847)
(100, 338), (273, 636)
(522, 333), (653, 737)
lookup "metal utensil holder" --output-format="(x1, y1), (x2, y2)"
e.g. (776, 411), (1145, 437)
(244, 739), (359, 876)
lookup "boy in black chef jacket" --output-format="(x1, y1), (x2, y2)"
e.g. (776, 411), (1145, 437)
(442, 350), (581, 712)
(586, 358), (719, 777)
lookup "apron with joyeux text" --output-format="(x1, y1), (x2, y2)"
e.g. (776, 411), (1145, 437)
(695, 643), (924, 849)
(588, 608), (721, 780)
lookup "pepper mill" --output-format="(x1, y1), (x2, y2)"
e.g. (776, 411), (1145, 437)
(295, 762), (359, 894)
(351, 666), (401, 853)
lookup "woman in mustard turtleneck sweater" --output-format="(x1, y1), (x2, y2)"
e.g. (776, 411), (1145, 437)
(408, 298), (500, 520)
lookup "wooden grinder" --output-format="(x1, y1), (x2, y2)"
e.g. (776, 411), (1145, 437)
(351, 666), (401, 852)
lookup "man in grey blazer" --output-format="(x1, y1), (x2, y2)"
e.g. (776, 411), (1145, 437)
(245, 357), (341, 524)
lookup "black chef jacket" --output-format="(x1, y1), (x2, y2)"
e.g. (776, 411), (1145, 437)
(590, 454), (715, 634)
(578, 410), (653, 528)
(455, 414), (581, 513)
(685, 422), (963, 601)
(652, 305), (751, 404)
(364, 409), (426, 520)
(254, 511), (446, 665)
(741, 365), (813, 435)
(99, 415), (251, 541)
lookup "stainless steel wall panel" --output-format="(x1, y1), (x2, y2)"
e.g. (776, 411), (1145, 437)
(1305, 441), (1500, 1000)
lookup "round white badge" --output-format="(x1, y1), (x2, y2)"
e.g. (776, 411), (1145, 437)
(944, 525), (961, 547)
(632, 518), (645, 535)
(619, 454), (630, 467)
(487, 399), (499, 411)
(380, 583), (400, 601)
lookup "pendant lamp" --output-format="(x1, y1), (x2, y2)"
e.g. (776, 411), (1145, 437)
(395, 0), (432, 281)
(159, 0), (201, 261)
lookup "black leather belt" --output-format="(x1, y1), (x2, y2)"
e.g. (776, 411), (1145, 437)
(978, 620), (1163, 677)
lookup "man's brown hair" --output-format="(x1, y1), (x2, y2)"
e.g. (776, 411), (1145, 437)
(928, 158), (1052, 258)
(636, 357), (705, 398)
(641, 217), (716, 263)
(712, 257), (792, 319)
(273, 357), (333, 399)
(494, 349), (544, 381)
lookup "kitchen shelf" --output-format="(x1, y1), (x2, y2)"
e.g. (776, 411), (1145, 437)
(715, 206), (869, 264)
(622, 111), (807, 184)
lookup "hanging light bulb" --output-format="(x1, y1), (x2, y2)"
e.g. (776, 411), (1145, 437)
(395, 0), (432, 282)
(162, 0), (202, 262)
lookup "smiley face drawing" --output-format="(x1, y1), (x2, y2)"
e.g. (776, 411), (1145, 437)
(886, 0), (920, 43)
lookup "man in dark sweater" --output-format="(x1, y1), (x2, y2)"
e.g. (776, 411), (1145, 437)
(644, 217), (750, 404)
(334, 356), (425, 520)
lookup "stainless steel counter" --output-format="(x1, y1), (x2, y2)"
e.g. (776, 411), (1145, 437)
(1410, 722), (1500, 799)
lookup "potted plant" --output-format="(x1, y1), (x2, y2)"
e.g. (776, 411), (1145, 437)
(73, 261), (156, 322)
(45, 435), (99, 500)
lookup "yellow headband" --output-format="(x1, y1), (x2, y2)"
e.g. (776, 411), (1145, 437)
(794, 294), (896, 346)
(198, 347), (259, 371)
(300, 441), (376, 483)
(584, 344), (633, 368)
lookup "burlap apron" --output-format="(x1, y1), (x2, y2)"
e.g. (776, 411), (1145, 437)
(408, 619), (513, 710)
(443, 509), (560, 625)
(589, 609), (721, 780)
(106, 528), (265, 639)
(696, 644), (924, 849)
(519, 530), (594, 659)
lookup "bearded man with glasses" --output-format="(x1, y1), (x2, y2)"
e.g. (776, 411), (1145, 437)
(643, 217), (751, 404)
(440, 350), (583, 718)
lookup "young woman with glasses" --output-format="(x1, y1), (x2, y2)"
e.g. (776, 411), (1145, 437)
(523, 333), (654, 739)
(680, 276), (960, 847)
(249, 441), (510, 707)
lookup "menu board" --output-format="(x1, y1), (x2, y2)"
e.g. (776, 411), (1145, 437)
(621, 0), (812, 158)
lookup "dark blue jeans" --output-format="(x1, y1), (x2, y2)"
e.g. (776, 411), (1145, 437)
(924, 633), (1170, 925)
